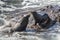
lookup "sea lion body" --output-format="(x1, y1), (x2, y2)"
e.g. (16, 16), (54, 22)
(31, 12), (56, 29)
(10, 15), (30, 33)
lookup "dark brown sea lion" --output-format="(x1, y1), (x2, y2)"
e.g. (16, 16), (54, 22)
(10, 14), (30, 33)
(31, 11), (56, 29)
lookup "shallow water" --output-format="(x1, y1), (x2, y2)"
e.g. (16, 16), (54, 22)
(0, 32), (60, 40)
(0, 22), (60, 40)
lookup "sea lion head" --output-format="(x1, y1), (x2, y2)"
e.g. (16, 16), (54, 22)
(24, 14), (30, 18)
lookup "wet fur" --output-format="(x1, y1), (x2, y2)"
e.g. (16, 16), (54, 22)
(31, 12), (56, 29)
(10, 15), (30, 33)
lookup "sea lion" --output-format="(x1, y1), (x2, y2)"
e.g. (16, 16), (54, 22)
(31, 12), (42, 25)
(31, 12), (48, 25)
(39, 13), (52, 28)
(31, 11), (56, 29)
(10, 14), (30, 33)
